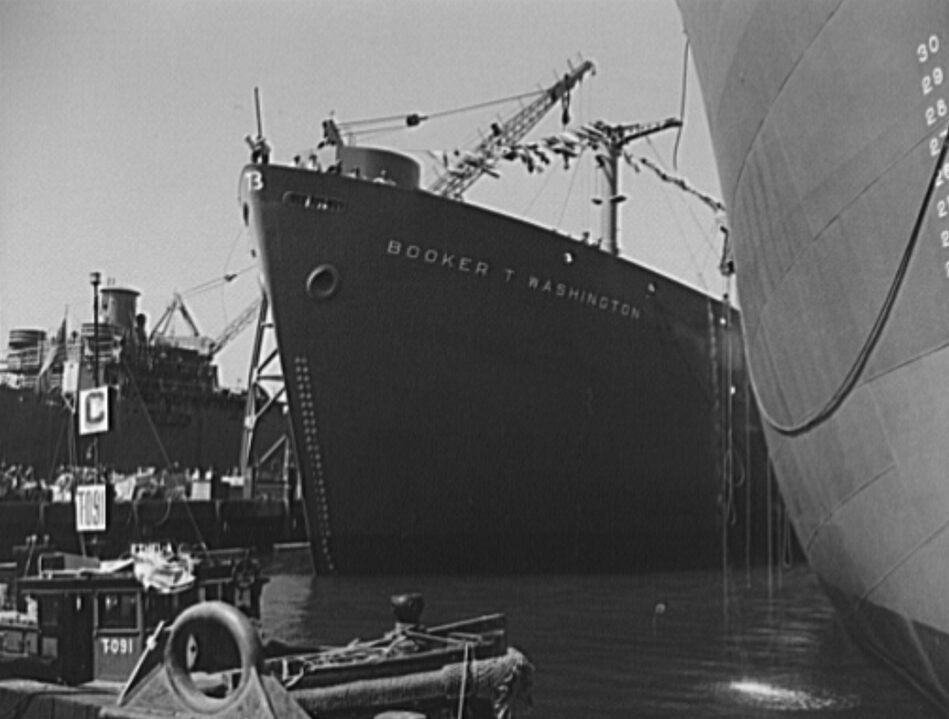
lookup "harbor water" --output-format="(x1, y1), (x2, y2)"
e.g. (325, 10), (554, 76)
(259, 550), (939, 718)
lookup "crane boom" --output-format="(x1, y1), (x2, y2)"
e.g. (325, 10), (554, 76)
(428, 60), (595, 199)
(210, 295), (263, 357)
(149, 292), (201, 342)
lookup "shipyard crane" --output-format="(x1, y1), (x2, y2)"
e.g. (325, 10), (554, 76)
(149, 293), (203, 343)
(209, 295), (263, 357)
(150, 291), (262, 357)
(428, 60), (595, 199)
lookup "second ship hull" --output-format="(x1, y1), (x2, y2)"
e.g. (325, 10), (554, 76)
(241, 163), (766, 575)
(681, 0), (949, 707)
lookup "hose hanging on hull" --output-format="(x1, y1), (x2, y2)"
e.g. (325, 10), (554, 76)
(758, 131), (949, 437)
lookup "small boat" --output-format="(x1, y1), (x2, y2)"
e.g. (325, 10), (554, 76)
(111, 593), (533, 719)
(0, 542), (265, 685)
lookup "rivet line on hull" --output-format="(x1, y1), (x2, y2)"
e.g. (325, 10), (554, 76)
(293, 355), (335, 573)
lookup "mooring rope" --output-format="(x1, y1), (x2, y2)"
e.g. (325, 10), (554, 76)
(456, 641), (472, 719)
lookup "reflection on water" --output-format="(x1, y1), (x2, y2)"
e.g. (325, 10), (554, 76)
(259, 551), (939, 718)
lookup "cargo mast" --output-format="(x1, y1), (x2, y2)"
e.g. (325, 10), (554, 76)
(579, 118), (681, 255)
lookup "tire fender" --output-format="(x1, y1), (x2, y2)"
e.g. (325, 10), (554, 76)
(164, 600), (263, 714)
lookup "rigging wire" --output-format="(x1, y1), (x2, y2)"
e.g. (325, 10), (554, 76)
(221, 226), (251, 327)
(641, 136), (722, 290)
(673, 38), (691, 170)
(121, 359), (174, 470)
(518, 152), (561, 218)
(223, 226), (244, 279)
(555, 149), (585, 229)
(643, 172), (710, 290)
(349, 122), (419, 143)
(180, 264), (256, 299)
(336, 88), (545, 134)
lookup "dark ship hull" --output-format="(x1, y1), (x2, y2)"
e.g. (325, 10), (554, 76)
(240, 160), (767, 575)
(680, 0), (949, 708)
(0, 282), (295, 559)
(0, 383), (254, 476)
(0, 384), (297, 559)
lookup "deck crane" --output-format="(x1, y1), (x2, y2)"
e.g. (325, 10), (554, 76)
(428, 60), (595, 199)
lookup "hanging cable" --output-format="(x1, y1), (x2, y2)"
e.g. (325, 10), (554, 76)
(121, 359), (173, 470)
(744, 366), (752, 587)
(759, 130), (949, 437)
(518, 160), (559, 217)
(767, 460), (774, 598)
(673, 38), (690, 170)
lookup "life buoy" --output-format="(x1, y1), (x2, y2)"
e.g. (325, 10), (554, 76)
(164, 601), (262, 713)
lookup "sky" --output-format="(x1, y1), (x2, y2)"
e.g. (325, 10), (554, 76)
(0, 0), (726, 388)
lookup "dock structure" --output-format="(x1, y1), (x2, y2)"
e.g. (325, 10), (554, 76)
(0, 679), (116, 719)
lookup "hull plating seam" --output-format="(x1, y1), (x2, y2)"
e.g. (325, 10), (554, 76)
(730, 0), (845, 218)
(802, 461), (896, 554)
(858, 512), (949, 605)
(757, 135), (949, 437)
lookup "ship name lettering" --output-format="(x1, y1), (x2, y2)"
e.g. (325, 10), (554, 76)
(387, 240), (489, 277)
(504, 268), (516, 282)
(527, 275), (640, 320)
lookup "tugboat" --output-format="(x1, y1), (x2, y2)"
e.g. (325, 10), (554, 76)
(0, 542), (265, 685)
(0, 544), (532, 717)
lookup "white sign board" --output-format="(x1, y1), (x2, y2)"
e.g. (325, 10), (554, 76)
(76, 484), (107, 532)
(62, 360), (80, 394)
(78, 386), (110, 436)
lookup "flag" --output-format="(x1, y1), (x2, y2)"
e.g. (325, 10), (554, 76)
(35, 316), (67, 394)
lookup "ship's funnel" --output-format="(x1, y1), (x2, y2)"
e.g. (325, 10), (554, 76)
(100, 287), (140, 334)
(337, 146), (420, 189)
